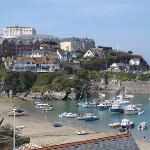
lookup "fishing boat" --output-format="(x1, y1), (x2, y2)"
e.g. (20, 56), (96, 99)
(98, 101), (111, 110)
(53, 122), (63, 127)
(121, 119), (134, 128)
(109, 122), (121, 128)
(8, 108), (26, 116)
(109, 104), (124, 113)
(124, 105), (139, 115)
(137, 122), (147, 130)
(84, 113), (99, 121)
(76, 130), (87, 135)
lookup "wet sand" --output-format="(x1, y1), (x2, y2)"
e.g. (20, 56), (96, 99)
(0, 95), (150, 149)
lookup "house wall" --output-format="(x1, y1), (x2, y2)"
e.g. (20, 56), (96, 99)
(60, 42), (72, 51)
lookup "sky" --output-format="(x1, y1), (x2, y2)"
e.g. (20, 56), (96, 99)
(0, 0), (150, 64)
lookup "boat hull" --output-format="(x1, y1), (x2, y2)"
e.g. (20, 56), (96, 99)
(84, 117), (99, 121)
(109, 108), (124, 113)
(98, 106), (111, 110)
(124, 110), (139, 115)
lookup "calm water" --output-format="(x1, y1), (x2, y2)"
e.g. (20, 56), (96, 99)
(22, 93), (150, 140)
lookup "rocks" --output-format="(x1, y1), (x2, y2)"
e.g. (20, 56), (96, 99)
(67, 88), (76, 100)
(43, 91), (67, 100)
(27, 92), (43, 99)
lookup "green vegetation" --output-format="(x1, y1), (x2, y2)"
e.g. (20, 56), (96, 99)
(0, 51), (149, 95)
(31, 71), (84, 92)
(2, 72), (36, 92)
(76, 70), (137, 81)
(138, 74), (150, 81)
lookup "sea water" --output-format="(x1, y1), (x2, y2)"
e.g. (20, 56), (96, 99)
(22, 93), (150, 140)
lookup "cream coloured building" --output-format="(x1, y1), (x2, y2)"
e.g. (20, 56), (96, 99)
(60, 41), (72, 51)
(3, 26), (36, 38)
(60, 37), (95, 52)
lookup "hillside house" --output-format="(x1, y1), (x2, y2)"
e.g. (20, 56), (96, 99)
(110, 63), (129, 72)
(83, 48), (105, 58)
(3, 55), (60, 72)
(129, 58), (140, 66)
(57, 50), (72, 62)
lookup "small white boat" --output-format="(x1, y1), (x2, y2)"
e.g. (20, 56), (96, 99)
(65, 113), (78, 118)
(121, 119), (134, 128)
(138, 110), (144, 115)
(109, 122), (121, 128)
(41, 106), (53, 111)
(58, 112), (67, 118)
(36, 103), (49, 108)
(76, 130), (87, 135)
(137, 122), (147, 130)
(8, 108), (26, 116)
(124, 105), (140, 115)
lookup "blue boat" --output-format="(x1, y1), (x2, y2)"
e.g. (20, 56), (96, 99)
(109, 104), (124, 113)
(84, 113), (99, 121)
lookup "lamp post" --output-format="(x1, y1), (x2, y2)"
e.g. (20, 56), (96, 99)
(13, 108), (16, 150)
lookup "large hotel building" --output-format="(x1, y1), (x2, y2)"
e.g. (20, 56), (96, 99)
(2, 26), (36, 38)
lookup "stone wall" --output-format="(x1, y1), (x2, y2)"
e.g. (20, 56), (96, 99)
(125, 81), (150, 93)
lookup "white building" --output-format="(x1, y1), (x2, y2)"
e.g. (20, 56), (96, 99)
(2, 26), (36, 38)
(129, 58), (140, 66)
(60, 37), (95, 52)
(83, 48), (104, 58)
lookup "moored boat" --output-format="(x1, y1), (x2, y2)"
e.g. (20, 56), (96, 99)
(53, 122), (63, 127)
(121, 119), (134, 128)
(41, 106), (53, 111)
(77, 116), (85, 120)
(58, 112), (67, 118)
(109, 122), (121, 128)
(65, 113), (78, 118)
(98, 101), (111, 110)
(8, 108), (26, 116)
(109, 104), (124, 113)
(84, 113), (99, 121)
(124, 104), (144, 115)
(137, 122), (147, 130)
(124, 105), (139, 115)
(76, 130), (87, 135)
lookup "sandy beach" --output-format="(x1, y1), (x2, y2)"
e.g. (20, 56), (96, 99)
(0, 95), (150, 149)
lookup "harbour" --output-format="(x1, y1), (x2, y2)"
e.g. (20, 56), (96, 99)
(22, 93), (150, 140)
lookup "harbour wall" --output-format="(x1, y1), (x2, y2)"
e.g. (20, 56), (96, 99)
(124, 81), (150, 94)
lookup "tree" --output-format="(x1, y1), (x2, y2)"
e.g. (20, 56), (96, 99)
(128, 51), (133, 55)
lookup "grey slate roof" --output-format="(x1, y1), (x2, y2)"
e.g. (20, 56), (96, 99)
(40, 133), (139, 150)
